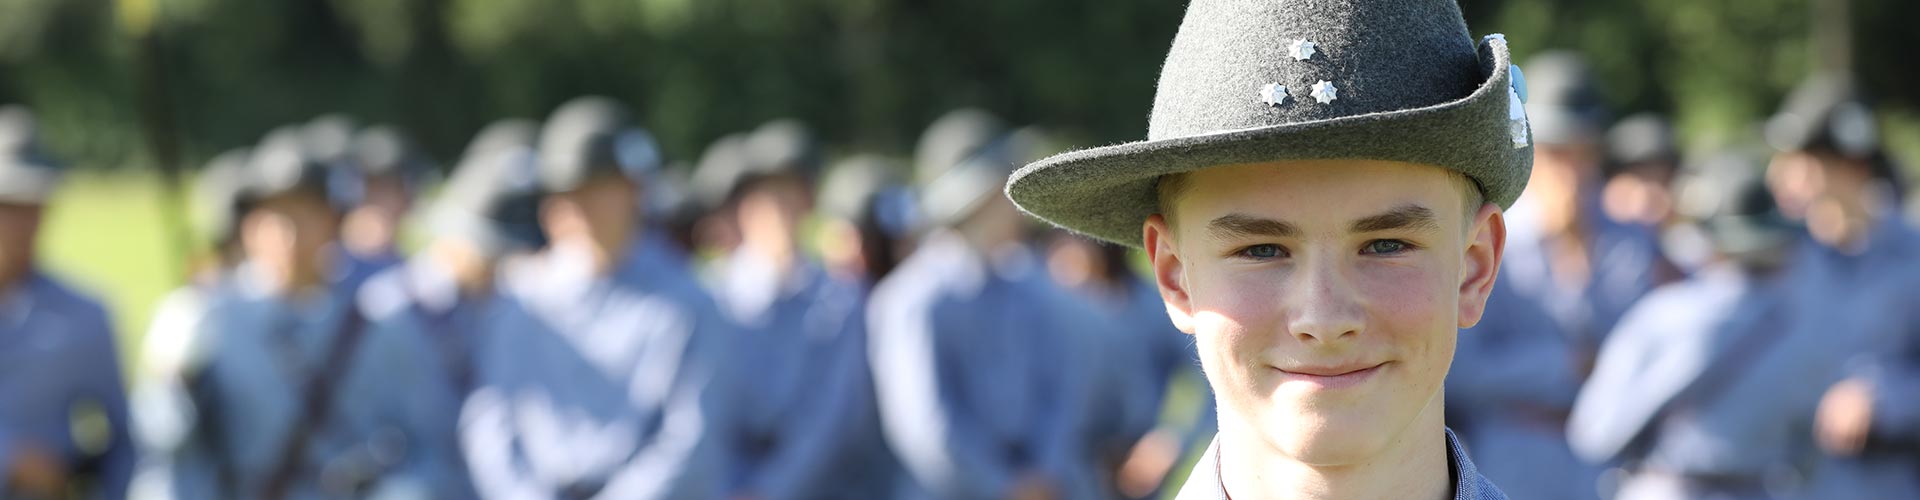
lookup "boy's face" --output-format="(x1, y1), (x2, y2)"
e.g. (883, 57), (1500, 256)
(1144, 160), (1504, 466)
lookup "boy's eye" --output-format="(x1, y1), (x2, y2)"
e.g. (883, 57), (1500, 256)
(1363, 239), (1412, 255)
(1239, 244), (1286, 259)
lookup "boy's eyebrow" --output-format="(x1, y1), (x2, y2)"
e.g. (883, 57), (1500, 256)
(1208, 213), (1300, 240)
(1350, 204), (1439, 233)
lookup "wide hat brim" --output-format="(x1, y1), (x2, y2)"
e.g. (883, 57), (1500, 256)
(1007, 36), (1530, 248)
(0, 157), (64, 204)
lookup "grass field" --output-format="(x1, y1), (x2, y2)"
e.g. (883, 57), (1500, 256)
(35, 174), (186, 373)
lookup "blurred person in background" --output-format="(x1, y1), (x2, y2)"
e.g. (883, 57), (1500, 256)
(1449, 49), (1638, 500)
(814, 154), (915, 286)
(1508, 50), (1673, 352)
(156, 125), (378, 499)
(867, 111), (1103, 500)
(1569, 152), (1835, 500)
(129, 147), (254, 499)
(458, 96), (733, 499)
(336, 121), (554, 500)
(1762, 74), (1920, 500)
(689, 133), (753, 261)
(1041, 231), (1215, 499)
(1603, 113), (1683, 229)
(706, 119), (899, 499)
(0, 105), (134, 500)
(294, 116), (391, 291)
(337, 125), (434, 286)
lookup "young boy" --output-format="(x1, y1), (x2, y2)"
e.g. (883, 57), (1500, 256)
(1005, 0), (1531, 498)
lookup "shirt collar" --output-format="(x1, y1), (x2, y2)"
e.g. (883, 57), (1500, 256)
(1177, 427), (1506, 500)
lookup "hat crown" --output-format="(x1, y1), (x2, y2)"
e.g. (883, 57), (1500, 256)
(1148, 0), (1481, 141)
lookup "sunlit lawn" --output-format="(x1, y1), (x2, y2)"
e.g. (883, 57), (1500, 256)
(35, 174), (184, 374)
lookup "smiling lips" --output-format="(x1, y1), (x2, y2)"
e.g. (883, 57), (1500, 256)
(1275, 361), (1388, 389)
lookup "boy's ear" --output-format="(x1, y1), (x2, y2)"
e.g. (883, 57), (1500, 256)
(1145, 214), (1197, 334)
(1457, 203), (1505, 328)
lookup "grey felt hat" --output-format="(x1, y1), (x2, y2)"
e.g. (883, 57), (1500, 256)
(744, 118), (823, 180)
(1522, 51), (1608, 145)
(351, 125), (434, 180)
(461, 119), (541, 171)
(0, 105), (65, 204)
(537, 96), (638, 192)
(690, 133), (752, 210)
(821, 155), (918, 239)
(196, 148), (255, 246)
(1607, 112), (1678, 169)
(245, 126), (351, 209)
(915, 108), (1008, 186)
(1005, 0), (1533, 246)
(426, 144), (546, 256)
(1765, 73), (1878, 161)
(1675, 151), (1795, 255)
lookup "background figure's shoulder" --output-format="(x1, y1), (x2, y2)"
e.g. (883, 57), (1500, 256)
(353, 263), (419, 324)
(24, 269), (115, 327)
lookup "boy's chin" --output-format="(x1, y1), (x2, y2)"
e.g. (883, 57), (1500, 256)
(1257, 405), (1399, 465)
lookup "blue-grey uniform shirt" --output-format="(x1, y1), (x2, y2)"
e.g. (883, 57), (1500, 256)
(1066, 277), (1215, 495)
(349, 257), (501, 499)
(867, 231), (1101, 500)
(1446, 272), (1596, 500)
(710, 250), (897, 500)
(1799, 217), (1920, 499)
(1570, 258), (1855, 496)
(1171, 429), (1506, 500)
(1502, 213), (1668, 347)
(169, 263), (450, 499)
(460, 246), (731, 500)
(0, 271), (134, 500)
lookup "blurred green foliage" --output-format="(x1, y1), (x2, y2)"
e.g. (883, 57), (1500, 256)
(0, 0), (1916, 171)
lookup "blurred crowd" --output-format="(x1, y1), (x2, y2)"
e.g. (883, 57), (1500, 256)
(0, 49), (1915, 500)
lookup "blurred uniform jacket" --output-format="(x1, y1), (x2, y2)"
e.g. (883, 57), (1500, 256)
(709, 250), (898, 499)
(1065, 277), (1215, 497)
(1799, 216), (1920, 500)
(348, 257), (504, 499)
(161, 263), (448, 499)
(1501, 210), (1669, 349)
(0, 271), (134, 500)
(459, 245), (730, 500)
(1447, 273), (1597, 500)
(1569, 254), (1858, 500)
(866, 231), (1103, 500)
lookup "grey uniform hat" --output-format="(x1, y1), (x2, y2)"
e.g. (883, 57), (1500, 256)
(461, 119), (541, 171)
(1675, 151), (1795, 255)
(351, 125), (434, 182)
(0, 105), (65, 204)
(427, 144), (546, 257)
(690, 133), (752, 210)
(1765, 73), (1878, 161)
(1607, 113), (1678, 169)
(245, 126), (349, 209)
(302, 114), (360, 167)
(819, 155), (912, 227)
(924, 133), (1018, 227)
(1005, 0), (1533, 246)
(537, 96), (639, 192)
(915, 108), (1008, 186)
(1522, 51), (1609, 146)
(743, 118), (823, 181)
(196, 148), (255, 246)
